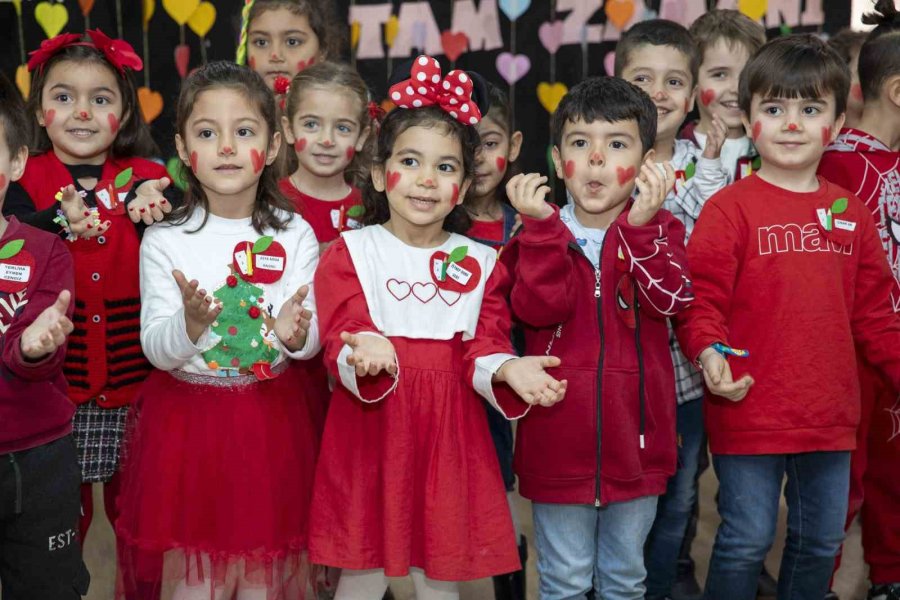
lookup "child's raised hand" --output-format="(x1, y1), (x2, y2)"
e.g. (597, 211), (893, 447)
(275, 285), (313, 351)
(340, 331), (397, 377)
(172, 269), (222, 343)
(629, 159), (676, 227)
(20, 290), (74, 360)
(506, 173), (553, 220)
(129, 178), (172, 225)
(702, 114), (728, 160)
(58, 185), (110, 238)
(698, 346), (754, 401)
(495, 355), (568, 407)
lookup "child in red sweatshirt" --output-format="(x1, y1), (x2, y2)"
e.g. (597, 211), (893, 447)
(0, 74), (86, 598)
(676, 35), (900, 600)
(501, 76), (690, 599)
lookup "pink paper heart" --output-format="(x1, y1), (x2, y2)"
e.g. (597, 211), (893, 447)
(538, 20), (564, 54)
(604, 51), (616, 76)
(175, 44), (190, 79)
(496, 52), (531, 85)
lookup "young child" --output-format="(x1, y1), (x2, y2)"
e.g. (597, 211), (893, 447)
(501, 76), (688, 599)
(115, 61), (321, 600)
(3, 29), (173, 548)
(827, 28), (868, 130)
(0, 72), (88, 600)
(817, 2), (900, 596)
(309, 55), (566, 599)
(676, 35), (900, 599)
(614, 19), (731, 600)
(682, 10), (767, 182)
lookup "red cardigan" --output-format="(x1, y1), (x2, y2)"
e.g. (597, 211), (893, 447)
(16, 152), (166, 407)
(501, 204), (693, 505)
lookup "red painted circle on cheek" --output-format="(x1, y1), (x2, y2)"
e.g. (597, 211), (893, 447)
(0, 174), (7, 190)
(190, 151), (198, 173)
(751, 121), (762, 143)
(821, 126), (833, 146)
(107, 113), (120, 135)
(346, 147), (356, 161)
(496, 157), (507, 172)
(44, 109), (55, 127)
(700, 89), (715, 107)
(297, 60), (308, 72)
(564, 160), (575, 179)
(294, 138), (307, 153)
(385, 170), (400, 192)
(248, 56), (256, 70)
(451, 183), (460, 205)
(851, 83), (863, 101)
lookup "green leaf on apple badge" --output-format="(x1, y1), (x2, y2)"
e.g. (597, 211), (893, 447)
(448, 246), (468, 264)
(253, 236), (274, 253)
(0, 239), (24, 260)
(114, 167), (133, 189)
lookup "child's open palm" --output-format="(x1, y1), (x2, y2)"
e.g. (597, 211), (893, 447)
(173, 269), (222, 343)
(20, 290), (74, 360)
(341, 331), (398, 377)
(275, 285), (312, 350)
(58, 185), (110, 238)
(129, 178), (173, 225)
(496, 355), (568, 407)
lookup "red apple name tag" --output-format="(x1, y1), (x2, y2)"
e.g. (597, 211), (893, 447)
(0, 240), (34, 293)
(429, 246), (481, 293)
(232, 236), (287, 284)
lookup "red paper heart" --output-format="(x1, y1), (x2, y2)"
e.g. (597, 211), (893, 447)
(616, 166), (636, 186)
(294, 138), (306, 153)
(441, 31), (468, 62)
(250, 149), (265, 174)
(451, 183), (460, 205)
(175, 44), (190, 79)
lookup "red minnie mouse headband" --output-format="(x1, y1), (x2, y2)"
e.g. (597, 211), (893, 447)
(27, 29), (143, 75)
(387, 55), (486, 126)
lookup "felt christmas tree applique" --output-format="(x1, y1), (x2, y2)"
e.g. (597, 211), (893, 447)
(202, 268), (279, 377)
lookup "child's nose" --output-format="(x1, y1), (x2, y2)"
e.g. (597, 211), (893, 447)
(76, 109), (91, 120)
(589, 151), (604, 166)
(786, 123), (800, 131)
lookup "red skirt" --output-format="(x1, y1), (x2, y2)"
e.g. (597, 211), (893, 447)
(308, 337), (520, 581)
(115, 366), (318, 600)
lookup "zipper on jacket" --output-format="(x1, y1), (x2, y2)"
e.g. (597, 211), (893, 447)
(633, 285), (646, 449)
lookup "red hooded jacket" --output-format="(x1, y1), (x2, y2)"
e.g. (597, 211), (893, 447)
(501, 204), (693, 505)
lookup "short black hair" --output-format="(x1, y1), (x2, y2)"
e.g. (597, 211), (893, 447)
(858, 0), (900, 102)
(615, 19), (700, 87)
(0, 73), (29, 157)
(551, 76), (657, 154)
(739, 34), (849, 117)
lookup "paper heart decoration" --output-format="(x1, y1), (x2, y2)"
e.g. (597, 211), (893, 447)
(350, 21), (360, 50)
(175, 44), (190, 79)
(78, 0), (94, 17)
(441, 31), (468, 62)
(604, 51), (616, 76)
(537, 82), (568, 114)
(738, 0), (767, 20)
(384, 15), (399, 49)
(496, 52), (530, 85)
(163, 0), (200, 25)
(15, 65), (30, 100)
(538, 20), (564, 54)
(137, 86), (163, 124)
(498, 0), (531, 22)
(187, 2), (216, 38)
(605, 0), (635, 31)
(35, 2), (69, 39)
(143, 0), (155, 29)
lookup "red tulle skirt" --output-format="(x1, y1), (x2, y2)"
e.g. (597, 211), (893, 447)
(308, 337), (521, 581)
(115, 366), (318, 600)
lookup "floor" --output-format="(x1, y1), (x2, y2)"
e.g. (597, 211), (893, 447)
(82, 463), (870, 599)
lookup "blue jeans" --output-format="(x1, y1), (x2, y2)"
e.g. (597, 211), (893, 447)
(533, 496), (658, 600)
(644, 398), (706, 599)
(704, 452), (851, 600)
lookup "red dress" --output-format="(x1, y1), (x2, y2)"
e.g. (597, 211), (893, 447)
(309, 227), (524, 580)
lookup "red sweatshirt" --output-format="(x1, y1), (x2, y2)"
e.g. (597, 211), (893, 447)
(676, 174), (900, 455)
(501, 204), (693, 505)
(0, 217), (75, 454)
(278, 178), (363, 243)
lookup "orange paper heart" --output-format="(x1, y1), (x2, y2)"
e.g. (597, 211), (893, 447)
(605, 0), (634, 31)
(78, 0), (94, 16)
(137, 87), (163, 124)
(15, 65), (30, 100)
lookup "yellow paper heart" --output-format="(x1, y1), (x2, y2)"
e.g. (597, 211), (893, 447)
(738, 0), (767, 21)
(350, 21), (361, 50)
(137, 87), (164, 124)
(187, 2), (216, 38)
(537, 82), (568, 114)
(605, 0), (634, 31)
(162, 0), (200, 26)
(385, 15), (399, 49)
(143, 0), (155, 29)
(35, 2), (69, 39)
(15, 65), (30, 100)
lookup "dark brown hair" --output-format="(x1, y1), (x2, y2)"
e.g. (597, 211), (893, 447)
(827, 28), (867, 65)
(615, 19), (700, 86)
(363, 105), (479, 234)
(284, 61), (374, 190)
(249, 0), (346, 61)
(738, 34), (850, 117)
(0, 73), (29, 157)
(551, 76), (657, 153)
(689, 9), (767, 64)
(858, 0), (900, 101)
(25, 42), (157, 158)
(169, 61), (293, 234)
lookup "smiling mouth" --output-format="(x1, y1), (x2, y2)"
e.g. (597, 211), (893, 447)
(408, 196), (439, 207)
(67, 128), (97, 138)
(214, 164), (243, 171)
(719, 100), (740, 110)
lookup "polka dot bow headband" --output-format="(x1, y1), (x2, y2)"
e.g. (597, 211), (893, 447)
(388, 55), (483, 126)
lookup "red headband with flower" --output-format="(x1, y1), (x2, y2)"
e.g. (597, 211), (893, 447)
(27, 29), (143, 75)
(388, 55), (482, 126)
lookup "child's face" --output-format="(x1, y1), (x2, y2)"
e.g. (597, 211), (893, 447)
(0, 123), (27, 209)
(281, 87), (369, 180)
(552, 117), (647, 216)
(743, 92), (844, 173)
(37, 60), (125, 165)
(697, 39), (751, 134)
(373, 124), (470, 229)
(471, 114), (522, 198)
(176, 88), (280, 200)
(620, 44), (695, 143)
(247, 8), (322, 91)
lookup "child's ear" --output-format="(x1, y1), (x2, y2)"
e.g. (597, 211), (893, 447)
(550, 146), (564, 179)
(35, 108), (45, 128)
(371, 163), (386, 192)
(10, 146), (28, 182)
(266, 131), (282, 165)
(741, 114), (753, 138)
(281, 115), (296, 145)
(642, 148), (656, 164)
(355, 125), (372, 151)
(456, 177), (472, 206)
(508, 130), (524, 163)
(175, 134), (190, 166)
(832, 112), (846, 139)
(688, 85), (698, 114)
(886, 74), (900, 113)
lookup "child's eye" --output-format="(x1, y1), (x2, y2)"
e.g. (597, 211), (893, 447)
(303, 120), (318, 130)
(338, 124), (352, 134)
(54, 93), (71, 103)
(610, 141), (627, 150)
(251, 38), (268, 48)
(237, 128), (254, 137)
(286, 37), (304, 47)
(710, 70), (727, 79)
(668, 79), (684, 87)
(802, 106), (821, 116)
(198, 129), (215, 139)
(400, 157), (418, 167)
(483, 141), (498, 149)
(94, 96), (111, 106)
(438, 163), (456, 173)
(764, 106), (783, 116)
(572, 139), (588, 148)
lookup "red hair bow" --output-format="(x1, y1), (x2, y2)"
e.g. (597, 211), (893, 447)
(388, 55), (482, 125)
(27, 29), (143, 75)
